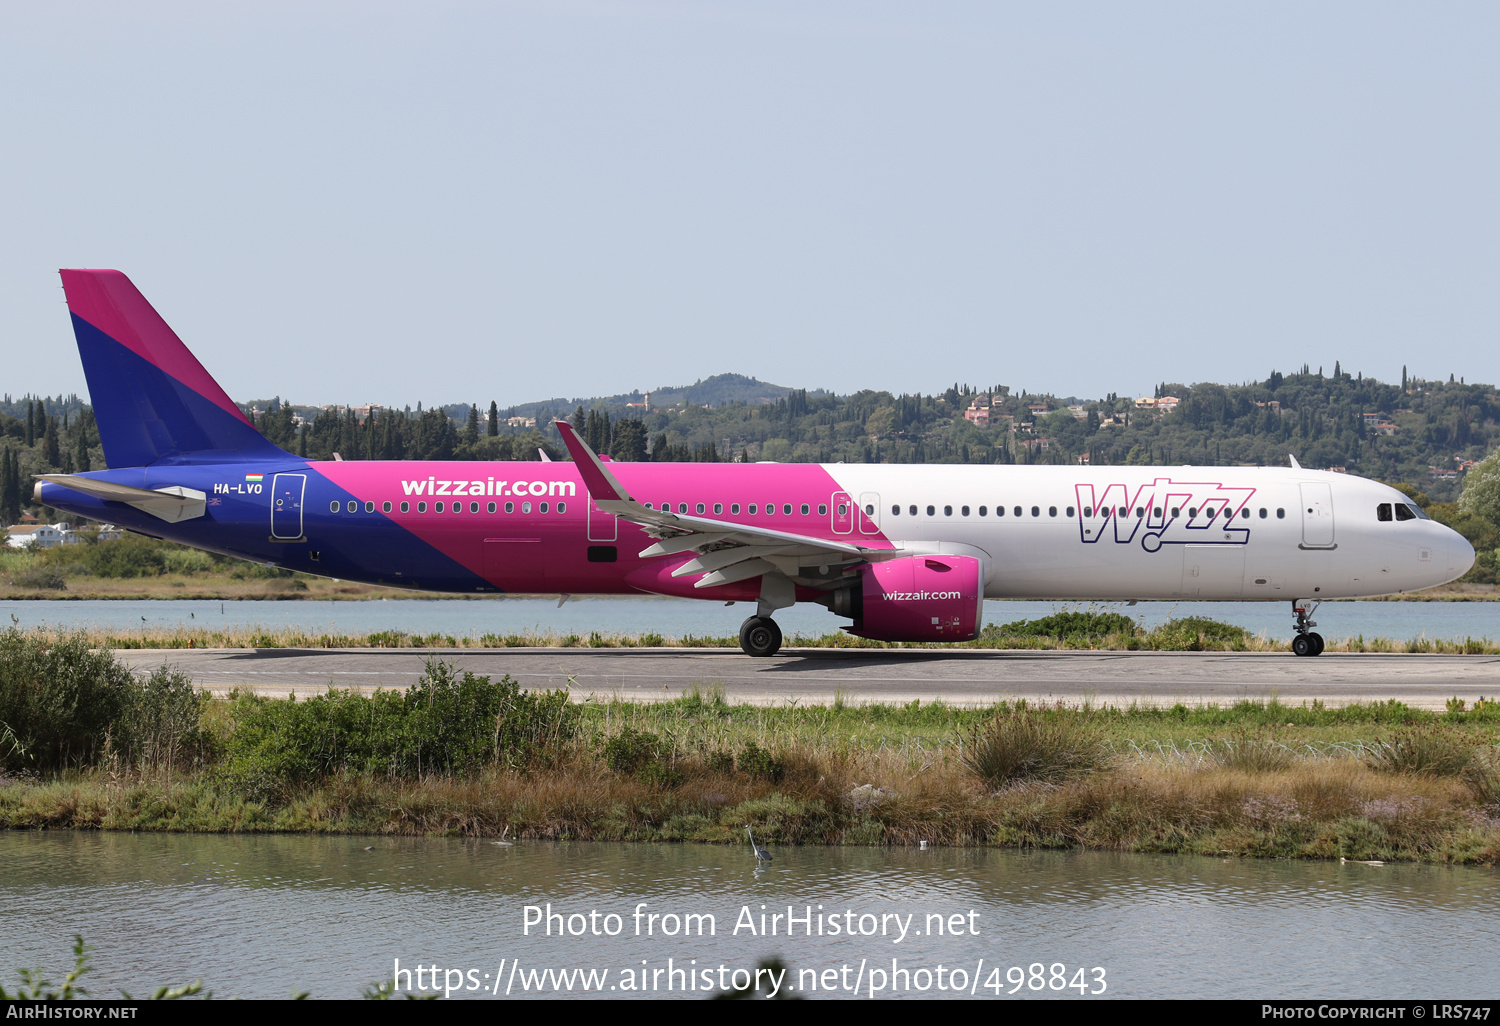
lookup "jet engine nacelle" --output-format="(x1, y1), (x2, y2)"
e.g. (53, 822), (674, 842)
(834, 554), (984, 643)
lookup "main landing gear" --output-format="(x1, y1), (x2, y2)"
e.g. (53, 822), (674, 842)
(1291, 601), (1325, 657)
(739, 616), (783, 658)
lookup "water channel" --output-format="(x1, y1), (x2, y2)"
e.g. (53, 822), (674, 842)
(2, 596), (1496, 643)
(2, 831), (1495, 1000)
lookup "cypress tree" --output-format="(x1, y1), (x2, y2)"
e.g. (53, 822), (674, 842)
(25, 401), (34, 447)
(42, 415), (60, 467)
(488, 401), (499, 437)
(0, 446), (11, 524)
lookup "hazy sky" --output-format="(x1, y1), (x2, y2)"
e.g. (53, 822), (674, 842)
(3, 2), (1496, 409)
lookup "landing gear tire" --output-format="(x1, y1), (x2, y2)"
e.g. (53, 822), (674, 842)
(739, 616), (782, 658)
(1291, 601), (1324, 657)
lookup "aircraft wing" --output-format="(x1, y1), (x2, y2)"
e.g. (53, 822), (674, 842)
(553, 420), (895, 587)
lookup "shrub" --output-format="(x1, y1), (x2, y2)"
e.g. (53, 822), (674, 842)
(79, 534), (169, 578)
(986, 611), (1139, 639)
(219, 660), (578, 800)
(1148, 617), (1248, 651)
(112, 664), (215, 770)
(962, 711), (1106, 786)
(737, 740), (784, 781)
(0, 629), (136, 772)
(603, 727), (663, 775)
(10, 566), (67, 590)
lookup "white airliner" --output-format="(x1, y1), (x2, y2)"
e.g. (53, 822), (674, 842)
(36, 270), (1477, 658)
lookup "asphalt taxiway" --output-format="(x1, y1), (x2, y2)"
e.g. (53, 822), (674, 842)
(110, 647), (1500, 710)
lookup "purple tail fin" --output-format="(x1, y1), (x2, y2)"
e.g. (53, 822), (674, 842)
(60, 269), (288, 467)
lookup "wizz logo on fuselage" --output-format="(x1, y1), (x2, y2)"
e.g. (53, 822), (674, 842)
(1074, 478), (1256, 553)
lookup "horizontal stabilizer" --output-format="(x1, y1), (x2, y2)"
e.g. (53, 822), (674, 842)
(35, 474), (206, 524)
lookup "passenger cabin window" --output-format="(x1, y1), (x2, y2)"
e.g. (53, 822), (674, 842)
(329, 501), (339, 512)
(731, 504), (740, 514)
(961, 506), (970, 516)
(1048, 506), (1057, 517)
(347, 501), (357, 513)
(926, 505), (936, 517)
(505, 502), (514, 513)
(435, 502), (444, 512)
(418, 502), (427, 512)
(1031, 506), (1040, 517)
(1395, 503), (1418, 522)
(714, 503), (723, 514)
(1014, 506), (1022, 517)
(401, 502), (409, 513)
(784, 504), (793, 515)
(909, 505), (918, 516)
(865, 504), (874, 515)
(979, 506), (987, 516)
(749, 504), (757, 514)
(817, 504), (827, 515)
(1276, 508), (1285, 519)
(944, 505), (952, 516)
(1083, 507), (1093, 517)
(890, 505), (899, 516)
(1258, 508), (1266, 518)
(1066, 506), (1075, 517)
(801, 504), (810, 515)
(487, 502), (496, 513)
(381, 501), (391, 513)
(696, 503), (705, 514)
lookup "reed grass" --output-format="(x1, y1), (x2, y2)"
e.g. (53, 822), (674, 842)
(3, 622), (1498, 654)
(5, 747), (1499, 864)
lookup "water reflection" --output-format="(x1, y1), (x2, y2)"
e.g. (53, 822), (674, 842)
(1, 831), (1495, 999)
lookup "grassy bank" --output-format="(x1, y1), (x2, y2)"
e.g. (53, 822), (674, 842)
(2, 628), (1499, 863)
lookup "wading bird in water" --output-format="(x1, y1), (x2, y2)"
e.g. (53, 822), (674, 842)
(746, 826), (772, 863)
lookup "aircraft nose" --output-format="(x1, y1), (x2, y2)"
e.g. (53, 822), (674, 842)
(1451, 532), (1476, 578)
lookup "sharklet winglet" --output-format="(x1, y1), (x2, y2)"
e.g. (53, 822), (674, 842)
(553, 420), (633, 502)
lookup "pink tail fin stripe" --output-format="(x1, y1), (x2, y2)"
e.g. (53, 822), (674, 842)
(59, 269), (254, 428)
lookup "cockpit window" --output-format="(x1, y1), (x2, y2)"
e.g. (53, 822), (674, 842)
(1394, 503), (1418, 522)
(1377, 503), (1393, 522)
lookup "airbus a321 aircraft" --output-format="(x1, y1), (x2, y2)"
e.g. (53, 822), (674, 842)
(36, 270), (1476, 657)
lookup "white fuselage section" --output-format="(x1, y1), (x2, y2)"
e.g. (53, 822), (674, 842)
(819, 465), (1473, 602)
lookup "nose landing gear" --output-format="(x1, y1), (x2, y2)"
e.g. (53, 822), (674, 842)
(739, 616), (783, 657)
(1291, 601), (1325, 656)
